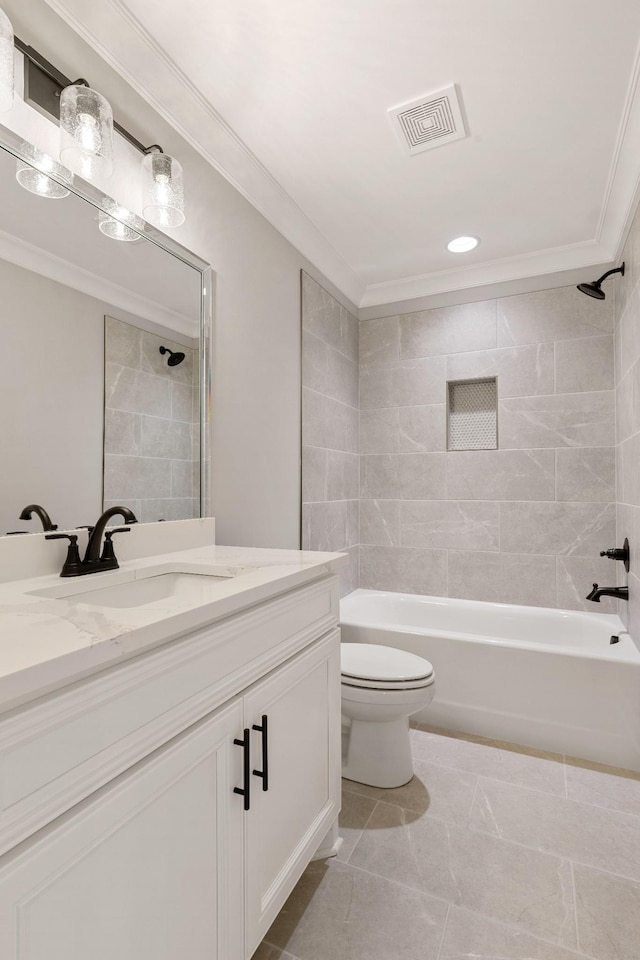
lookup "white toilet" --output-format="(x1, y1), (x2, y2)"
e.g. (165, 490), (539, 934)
(341, 643), (435, 788)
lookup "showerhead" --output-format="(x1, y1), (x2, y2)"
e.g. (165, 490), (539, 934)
(159, 345), (185, 367)
(577, 263), (624, 300)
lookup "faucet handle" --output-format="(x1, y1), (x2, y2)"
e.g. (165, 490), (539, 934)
(100, 527), (131, 564)
(45, 533), (83, 578)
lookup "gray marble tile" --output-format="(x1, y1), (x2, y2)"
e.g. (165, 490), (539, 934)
(359, 316), (399, 365)
(265, 858), (448, 960)
(346, 500), (359, 548)
(105, 363), (172, 419)
(339, 545), (359, 598)
(349, 802), (577, 948)
(171, 382), (194, 423)
(555, 335), (614, 393)
(500, 501), (616, 557)
(303, 501), (348, 552)
(574, 864), (640, 960)
(497, 286), (613, 346)
(618, 431), (640, 506)
(616, 369), (634, 444)
(565, 757), (640, 818)
(326, 451), (359, 501)
(360, 356), (447, 409)
(359, 408), (399, 454)
(400, 500), (499, 551)
(102, 499), (141, 518)
(399, 300), (497, 359)
(469, 776), (640, 882)
(302, 446), (327, 503)
(499, 391), (615, 448)
(302, 331), (328, 395)
(556, 556), (618, 613)
(137, 498), (196, 522)
(325, 348), (358, 409)
(336, 790), (377, 862)
(139, 415), (192, 460)
(398, 404), (446, 452)
(303, 389), (358, 454)
(140, 333), (195, 385)
(556, 447), (615, 502)
(104, 455), (172, 500)
(440, 906), (592, 960)
(301, 272), (343, 355)
(170, 459), (194, 499)
(446, 449), (555, 500)
(410, 728), (566, 797)
(104, 409), (140, 457)
(448, 550), (557, 607)
(359, 500), (400, 546)
(447, 343), (555, 398)
(360, 453), (446, 500)
(343, 759), (477, 824)
(359, 545), (447, 595)
(340, 305), (359, 363)
(105, 316), (141, 368)
(617, 284), (640, 380)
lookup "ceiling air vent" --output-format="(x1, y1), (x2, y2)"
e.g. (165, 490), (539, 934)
(388, 84), (466, 155)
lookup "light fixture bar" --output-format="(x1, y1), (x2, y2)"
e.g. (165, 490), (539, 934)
(15, 36), (154, 156)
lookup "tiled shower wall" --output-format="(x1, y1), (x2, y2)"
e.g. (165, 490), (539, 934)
(301, 273), (359, 595)
(359, 288), (617, 610)
(615, 201), (640, 635)
(104, 316), (200, 522)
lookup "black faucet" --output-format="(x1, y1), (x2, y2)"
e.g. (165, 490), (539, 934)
(586, 583), (628, 603)
(19, 504), (58, 532)
(46, 506), (138, 577)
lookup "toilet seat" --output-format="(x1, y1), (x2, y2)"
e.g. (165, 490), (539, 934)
(341, 643), (434, 691)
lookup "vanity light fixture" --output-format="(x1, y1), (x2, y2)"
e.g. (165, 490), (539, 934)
(447, 235), (479, 253)
(98, 201), (145, 242)
(0, 7), (14, 112)
(16, 144), (72, 199)
(142, 147), (185, 228)
(59, 82), (114, 180)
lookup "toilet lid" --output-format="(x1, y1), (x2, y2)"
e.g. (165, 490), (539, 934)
(341, 643), (434, 684)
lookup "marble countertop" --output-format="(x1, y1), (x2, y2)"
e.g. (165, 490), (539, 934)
(0, 543), (346, 715)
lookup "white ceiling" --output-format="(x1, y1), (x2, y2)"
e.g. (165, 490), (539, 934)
(43, 0), (640, 308)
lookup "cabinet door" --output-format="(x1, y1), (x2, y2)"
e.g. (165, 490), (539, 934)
(244, 630), (341, 954)
(0, 699), (245, 960)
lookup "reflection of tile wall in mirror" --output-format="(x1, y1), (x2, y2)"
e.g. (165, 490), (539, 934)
(103, 316), (200, 522)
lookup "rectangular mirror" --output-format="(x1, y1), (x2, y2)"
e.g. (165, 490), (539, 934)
(0, 124), (211, 535)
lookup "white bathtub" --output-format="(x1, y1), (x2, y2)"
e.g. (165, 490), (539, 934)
(340, 589), (640, 771)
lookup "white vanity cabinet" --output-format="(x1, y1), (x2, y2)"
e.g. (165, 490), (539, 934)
(0, 574), (341, 960)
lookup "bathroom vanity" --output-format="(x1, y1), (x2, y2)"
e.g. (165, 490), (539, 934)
(0, 537), (344, 960)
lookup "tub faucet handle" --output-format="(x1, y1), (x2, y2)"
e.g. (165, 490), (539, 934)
(599, 538), (630, 572)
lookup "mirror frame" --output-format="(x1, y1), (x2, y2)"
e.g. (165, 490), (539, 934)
(0, 123), (213, 521)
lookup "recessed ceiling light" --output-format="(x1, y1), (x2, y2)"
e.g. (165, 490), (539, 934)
(447, 236), (479, 253)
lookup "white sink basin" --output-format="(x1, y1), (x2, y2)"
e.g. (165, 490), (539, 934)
(28, 564), (252, 609)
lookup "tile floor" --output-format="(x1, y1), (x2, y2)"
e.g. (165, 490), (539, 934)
(255, 724), (640, 960)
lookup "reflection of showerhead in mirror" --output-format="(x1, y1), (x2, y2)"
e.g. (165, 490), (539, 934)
(159, 345), (185, 366)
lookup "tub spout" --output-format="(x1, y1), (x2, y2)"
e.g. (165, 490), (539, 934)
(586, 583), (628, 602)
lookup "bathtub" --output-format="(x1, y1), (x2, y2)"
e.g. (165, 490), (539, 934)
(340, 589), (640, 771)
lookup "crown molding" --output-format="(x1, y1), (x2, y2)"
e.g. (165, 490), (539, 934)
(42, 0), (366, 307)
(0, 227), (198, 336)
(41, 1), (640, 312)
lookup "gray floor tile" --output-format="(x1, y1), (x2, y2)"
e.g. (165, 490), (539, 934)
(336, 790), (377, 862)
(265, 859), (448, 960)
(253, 943), (300, 960)
(348, 801), (577, 948)
(574, 864), (640, 960)
(469, 776), (640, 882)
(342, 759), (477, 824)
(440, 906), (593, 960)
(565, 756), (640, 817)
(411, 726), (566, 797)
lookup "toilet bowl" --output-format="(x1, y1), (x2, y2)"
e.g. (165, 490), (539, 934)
(341, 643), (435, 788)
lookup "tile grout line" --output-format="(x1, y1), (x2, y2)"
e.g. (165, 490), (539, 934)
(570, 861), (582, 957)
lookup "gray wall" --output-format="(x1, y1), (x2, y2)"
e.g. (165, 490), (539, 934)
(104, 317), (199, 522)
(301, 273), (359, 595)
(359, 288), (617, 610)
(615, 201), (640, 635)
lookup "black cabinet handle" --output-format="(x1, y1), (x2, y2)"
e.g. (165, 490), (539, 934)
(233, 728), (251, 811)
(252, 714), (269, 792)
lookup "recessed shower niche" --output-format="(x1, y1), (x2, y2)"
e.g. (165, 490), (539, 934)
(447, 377), (498, 451)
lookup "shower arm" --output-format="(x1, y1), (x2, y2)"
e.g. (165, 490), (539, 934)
(594, 265), (625, 285)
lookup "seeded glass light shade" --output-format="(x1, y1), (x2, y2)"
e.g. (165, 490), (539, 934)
(98, 201), (144, 242)
(142, 152), (185, 228)
(0, 8), (14, 113)
(16, 146), (72, 199)
(60, 84), (114, 180)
